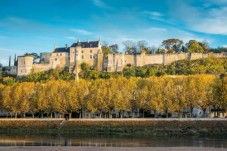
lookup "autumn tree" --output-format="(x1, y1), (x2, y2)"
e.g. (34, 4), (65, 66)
(0, 84), (4, 110)
(20, 82), (35, 118)
(87, 79), (108, 118)
(76, 80), (90, 118)
(36, 83), (48, 118)
(66, 81), (79, 118)
(212, 75), (227, 117)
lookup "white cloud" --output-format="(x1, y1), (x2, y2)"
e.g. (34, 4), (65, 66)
(143, 11), (163, 17)
(169, 1), (227, 35)
(223, 45), (227, 48)
(71, 29), (92, 35)
(143, 11), (164, 21)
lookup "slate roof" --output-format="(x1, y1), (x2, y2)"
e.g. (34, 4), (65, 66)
(53, 47), (70, 53)
(71, 41), (99, 48)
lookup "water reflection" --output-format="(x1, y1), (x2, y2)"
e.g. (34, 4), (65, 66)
(0, 134), (226, 148)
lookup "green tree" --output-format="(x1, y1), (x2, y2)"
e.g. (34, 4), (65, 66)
(162, 39), (183, 53)
(24, 53), (40, 63)
(102, 42), (111, 56)
(186, 40), (204, 53)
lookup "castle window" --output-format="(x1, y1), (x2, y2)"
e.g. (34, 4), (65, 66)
(81, 50), (84, 53)
(60, 53), (62, 56)
(55, 58), (57, 61)
(82, 55), (84, 59)
(90, 55), (92, 59)
(21, 70), (23, 73)
(90, 50), (92, 53)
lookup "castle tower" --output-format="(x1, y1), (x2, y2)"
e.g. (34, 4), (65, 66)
(17, 55), (33, 76)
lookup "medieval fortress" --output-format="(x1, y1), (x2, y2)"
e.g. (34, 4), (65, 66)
(17, 39), (227, 76)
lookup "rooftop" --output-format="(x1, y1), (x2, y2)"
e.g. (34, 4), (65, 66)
(71, 40), (100, 48)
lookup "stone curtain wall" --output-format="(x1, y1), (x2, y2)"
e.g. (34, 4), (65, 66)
(18, 52), (227, 75)
(106, 52), (227, 72)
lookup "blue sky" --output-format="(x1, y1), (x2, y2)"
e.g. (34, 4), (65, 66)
(1, 0), (227, 65)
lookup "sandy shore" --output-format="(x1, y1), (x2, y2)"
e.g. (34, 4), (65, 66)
(0, 147), (226, 151)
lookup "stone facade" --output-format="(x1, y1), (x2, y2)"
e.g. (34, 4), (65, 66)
(17, 40), (103, 76)
(16, 39), (227, 76)
(17, 56), (33, 76)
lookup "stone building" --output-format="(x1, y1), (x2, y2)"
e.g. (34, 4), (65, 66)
(17, 39), (227, 77)
(17, 40), (103, 76)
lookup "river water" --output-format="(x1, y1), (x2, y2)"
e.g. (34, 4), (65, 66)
(0, 134), (226, 148)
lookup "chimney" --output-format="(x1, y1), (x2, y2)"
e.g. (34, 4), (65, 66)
(65, 44), (68, 49)
(77, 39), (80, 43)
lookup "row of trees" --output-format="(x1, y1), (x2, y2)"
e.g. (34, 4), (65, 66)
(0, 75), (226, 118)
(102, 39), (226, 55)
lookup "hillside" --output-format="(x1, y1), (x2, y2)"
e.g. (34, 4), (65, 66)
(0, 57), (226, 84)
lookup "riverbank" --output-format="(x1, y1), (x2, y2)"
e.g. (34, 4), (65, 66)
(0, 119), (227, 136)
(0, 147), (226, 151)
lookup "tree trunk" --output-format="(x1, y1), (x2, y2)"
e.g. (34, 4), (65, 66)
(23, 113), (26, 118)
(202, 108), (206, 118)
(190, 105), (193, 118)
(132, 110), (134, 118)
(32, 113), (34, 118)
(154, 110), (157, 118)
(15, 112), (17, 118)
(79, 110), (82, 119)
(109, 110), (112, 119)
(166, 109), (168, 118)
(69, 113), (72, 119)
(41, 113), (44, 118)
(120, 110), (123, 118)
(99, 111), (102, 118)
(142, 110), (145, 118)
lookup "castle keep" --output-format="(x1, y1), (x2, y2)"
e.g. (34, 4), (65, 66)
(17, 39), (227, 76)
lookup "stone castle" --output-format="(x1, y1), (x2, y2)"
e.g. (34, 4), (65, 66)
(17, 39), (227, 77)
